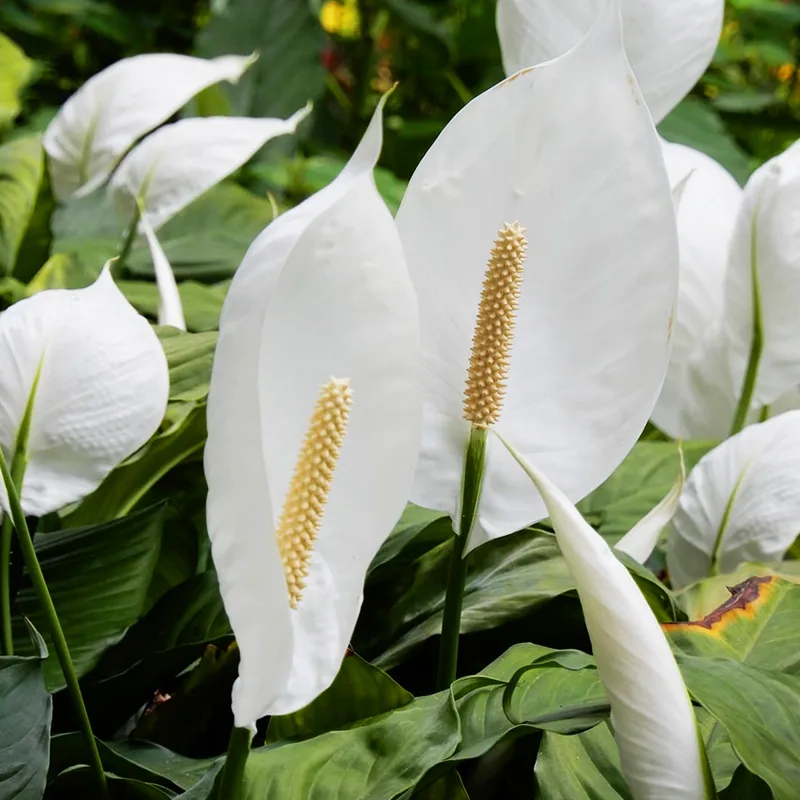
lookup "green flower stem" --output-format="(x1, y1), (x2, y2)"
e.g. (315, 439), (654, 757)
(216, 726), (253, 800)
(436, 426), (488, 690)
(0, 457), (26, 655)
(0, 446), (109, 800)
(115, 203), (142, 273)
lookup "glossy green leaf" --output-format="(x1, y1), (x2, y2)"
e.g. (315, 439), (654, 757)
(718, 765), (772, 798)
(120, 282), (228, 332)
(45, 767), (175, 799)
(369, 503), (448, 574)
(0, 625), (51, 800)
(680, 655), (800, 799)
(195, 0), (324, 124)
(157, 329), (218, 403)
(267, 651), (413, 742)
(0, 135), (44, 275)
(0, 33), (34, 128)
(13, 504), (167, 688)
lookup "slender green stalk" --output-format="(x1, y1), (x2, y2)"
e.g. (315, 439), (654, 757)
(758, 405), (770, 423)
(730, 193), (765, 437)
(0, 447), (109, 799)
(436, 426), (488, 690)
(216, 726), (253, 800)
(115, 203), (142, 273)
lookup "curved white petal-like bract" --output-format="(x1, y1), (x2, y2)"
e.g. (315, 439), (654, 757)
(43, 53), (254, 200)
(723, 142), (800, 413)
(652, 142), (742, 439)
(397, 1), (678, 545)
(204, 100), (421, 728)
(0, 269), (169, 516)
(616, 442), (685, 563)
(496, 0), (723, 123)
(111, 108), (310, 231)
(498, 433), (708, 800)
(668, 410), (800, 588)
(139, 210), (185, 330)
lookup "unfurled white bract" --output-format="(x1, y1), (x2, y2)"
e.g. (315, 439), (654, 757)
(0, 268), (169, 516)
(43, 53), (255, 200)
(669, 411), (800, 588)
(497, 432), (710, 800)
(496, 0), (723, 123)
(204, 98), (421, 728)
(396, 0), (678, 547)
(110, 108), (311, 231)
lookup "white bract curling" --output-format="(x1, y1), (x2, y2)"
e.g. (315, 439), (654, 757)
(496, 0), (723, 123)
(43, 53), (254, 200)
(668, 411), (800, 589)
(110, 108), (311, 231)
(204, 99), (421, 728)
(497, 432), (710, 800)
(396, 0), (679, 547)
(139, 209), (185, 331)
(0, 268), (169, 516)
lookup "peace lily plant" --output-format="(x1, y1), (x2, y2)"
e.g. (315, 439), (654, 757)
(395, 0), (679, 686)
(204, 96), (420, 794)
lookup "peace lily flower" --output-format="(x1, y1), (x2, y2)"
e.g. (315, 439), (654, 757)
(139, 209), (185, 331)
(654, 140), (800, 439)
(497, 432), (711, 800)
(395, 0), (679, 548)
(496, 0), (723, 123)
(668, 410), (800, 589)
(0, 267), (169, 515)
(43, 52), (256, 200)
(204, 99), (420, 727)
(110, 108), (311, 232)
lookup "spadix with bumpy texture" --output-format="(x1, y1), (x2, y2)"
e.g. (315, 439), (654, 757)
(464, 222), (527, 428)
(276, 378), (353, 609)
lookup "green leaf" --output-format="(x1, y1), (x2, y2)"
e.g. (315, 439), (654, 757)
(119, 282), (228, 333)
(658, 97), (755, 184)
(667, 576), (800, 673)
(157, 329), (218, 403)
(384, 0), (453, 48)
(64, 404), (206, 526)
(241, 692), (461, 800)
(680, 655), (800, 800)
(196, 0), (325, 125)
(534, 723), (630, 800)
(13, 504), (167, 688)
(0, 627), (52, 800)
(369, 503), (448, 574)
(0, 33), (34, 128)
(45, 767), (175, 799)
(718, 765), (772, 798)
(267, 651), (413, 742)
(0, 135), (44, 275)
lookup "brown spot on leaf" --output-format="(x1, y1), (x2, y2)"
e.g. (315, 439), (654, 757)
(664, 576), (774, 633)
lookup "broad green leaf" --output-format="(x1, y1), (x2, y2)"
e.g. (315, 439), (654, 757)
(120, 282), (228, 332)
(658, 97), (755, 184)
(64, 404), (206, 526)
(680, 655), (800, 800)
(267, 652), (413, 742)
(0, 625), (51, 800)
(0, 33), (34, 128)
(0, 135), (44, 275)
(696, 708), (740, 792)
(534, 723), (630, 800)
(407, 771), (469, 800)
(666, 576), (800, 673)
(13, 504), (167, 688)
(369, 503), (448, 574)
(196, 0), (325, 126)
(156, 328), (218, 403)
(45, 767), (175, 799)
(27, 251), (98, 292)
(581, 440), (714, 542)
(718, 765), (772, 798)
(241, 693), (460, 799)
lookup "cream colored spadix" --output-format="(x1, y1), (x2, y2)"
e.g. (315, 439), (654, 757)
(204, 96), (421, 727)
(43, 53), (255, 200)
(0, 267), (168, 516)
(496, 431), (711, 800)
(463, 222), (527, 428)
(275, 378), (353, 609)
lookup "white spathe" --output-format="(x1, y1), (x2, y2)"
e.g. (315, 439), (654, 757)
(204, 99), (421, 728)
(396, 0), (679, 547)
(0, 269), (169, 516)
(652, 142), (743, 439)
(139, 210), (186, 331)
(497, 432), (709, 800)
(668, 410), (800, 589)
(43, 53), (254, 200)
(496, 0), (723, 123)
(110, 108), (311, 231)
